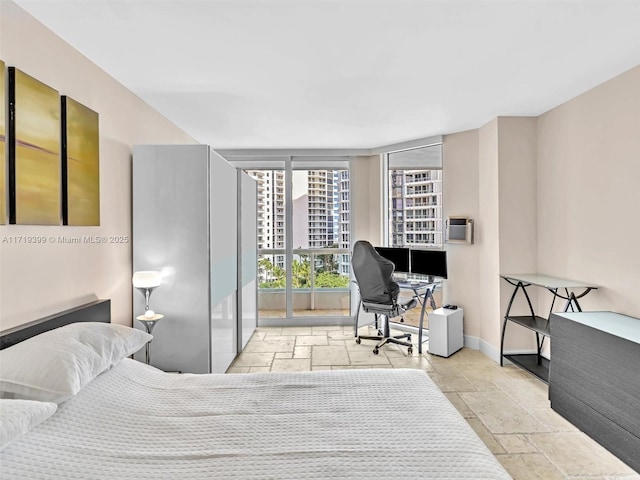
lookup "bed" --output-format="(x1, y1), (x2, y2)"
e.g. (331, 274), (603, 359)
(0, 300), (511, 479)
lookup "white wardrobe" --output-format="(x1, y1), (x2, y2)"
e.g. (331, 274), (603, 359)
(132, 145), (257, 373)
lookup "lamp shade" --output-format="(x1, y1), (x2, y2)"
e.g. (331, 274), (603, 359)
(132, 271), (162, 289)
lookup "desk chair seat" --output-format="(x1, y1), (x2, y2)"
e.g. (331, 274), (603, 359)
(351, 240), (418, 355)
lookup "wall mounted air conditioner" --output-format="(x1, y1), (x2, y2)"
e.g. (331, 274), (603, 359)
(446, 216), (474, 244)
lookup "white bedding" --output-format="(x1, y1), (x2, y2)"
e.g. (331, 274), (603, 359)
(0, 359), (511, 479)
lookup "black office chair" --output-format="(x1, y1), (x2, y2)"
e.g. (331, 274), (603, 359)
(351, 240), (418, 354)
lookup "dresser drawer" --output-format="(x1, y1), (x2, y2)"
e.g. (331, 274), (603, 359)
(551, 385), (640, 473)
(549, 311), (640, 472)
(551, 312), (640, 372)
(551, 341), (640, 438)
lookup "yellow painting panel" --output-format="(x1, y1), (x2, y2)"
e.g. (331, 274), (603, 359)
(65, 97), (100, 225)
(14, 68), (60, 225)
(0, 60), (6, 224)
(15, 145), (60, 224)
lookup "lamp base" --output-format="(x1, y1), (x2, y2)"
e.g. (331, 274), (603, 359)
(136, 314), (164, 364)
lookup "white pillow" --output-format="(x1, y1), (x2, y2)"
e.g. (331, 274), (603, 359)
(0, 322), (152, 403)
(0, 399), (57, 450)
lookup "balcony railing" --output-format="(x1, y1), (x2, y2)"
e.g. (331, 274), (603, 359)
(258, 248), (351, 317)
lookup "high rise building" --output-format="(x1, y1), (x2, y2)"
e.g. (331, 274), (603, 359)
(389, 169), (443, 247)
(338, 170), (351, 276)
(247, 167), (441, 281)
(293, 170), (340, 249)
(247, 170), (286, 275)
(248, 169), (351, 279)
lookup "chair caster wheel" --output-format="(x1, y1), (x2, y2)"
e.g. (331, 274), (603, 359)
(407, 335), (412, 342)
(407, 347), (413, 354)
(373, 348), (379, 355)
(355, 338), (361, 344)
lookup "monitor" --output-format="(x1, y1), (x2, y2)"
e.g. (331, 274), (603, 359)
(410, 249), (448, 279)
(374, 246), (410, 273)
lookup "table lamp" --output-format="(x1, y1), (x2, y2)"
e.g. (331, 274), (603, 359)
(132, 270), (162, 318)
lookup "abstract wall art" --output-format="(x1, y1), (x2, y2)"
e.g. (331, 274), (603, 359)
(0, 60), (6, 225)
(8, 67), (61, 225)
(62, 96), (100, 226)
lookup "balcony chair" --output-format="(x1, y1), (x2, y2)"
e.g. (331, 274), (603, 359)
(351, 240), (418, 354)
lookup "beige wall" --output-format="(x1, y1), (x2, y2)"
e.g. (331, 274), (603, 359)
(497, 117), (538, 352)
(0, 1), (197, 329)
(350, 154), (384, 322)
(443, 65), (640, 360)
(537, 65), (640, 318)
(350, 155), (384, 247)
(442, 130), (481, 338)
(476, 118), (503, 355)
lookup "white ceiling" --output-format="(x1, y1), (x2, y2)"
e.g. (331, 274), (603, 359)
(14, 0), (640, 150)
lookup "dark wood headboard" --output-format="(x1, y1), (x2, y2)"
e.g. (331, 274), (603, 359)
(0, 299), (111, 350)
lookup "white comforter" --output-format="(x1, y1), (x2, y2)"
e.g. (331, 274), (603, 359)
(0, 359), (511, 479)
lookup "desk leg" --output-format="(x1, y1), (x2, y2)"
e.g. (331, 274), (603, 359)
(414, 288), (436, 353)
(417, 290), (429, 354)
(563, 292), (583, 312)
(570, 288), (594, 312)
(561, 288), (574, 312)
(501, 282), (523, 366)
(500, 317), (508, 367)
(571, 293), (583, 312)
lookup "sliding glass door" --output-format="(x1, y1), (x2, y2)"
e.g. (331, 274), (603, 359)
(252, 169), (287, 318)
(290, 165), (350, 319)
(242, 157), (351, 324)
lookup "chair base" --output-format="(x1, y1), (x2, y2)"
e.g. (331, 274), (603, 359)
(357, 333), (413, 355)
(356, 316), (413, 355)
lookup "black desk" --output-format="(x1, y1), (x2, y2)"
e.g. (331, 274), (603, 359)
(499, 274), (598, 382)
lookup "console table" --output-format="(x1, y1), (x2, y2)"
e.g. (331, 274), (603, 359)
(499, 274), (598, 382)
(549, 311), (640, 472)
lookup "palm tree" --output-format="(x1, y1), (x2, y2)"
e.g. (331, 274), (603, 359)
(258, 256), (285, 287)
(291, 256), (311, 288)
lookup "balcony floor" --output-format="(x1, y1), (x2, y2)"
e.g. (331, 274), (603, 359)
(258, 290), (442, 329)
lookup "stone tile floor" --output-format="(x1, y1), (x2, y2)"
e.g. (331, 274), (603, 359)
(228, 325), (639, 480)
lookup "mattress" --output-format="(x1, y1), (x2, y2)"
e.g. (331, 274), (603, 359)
(0, 359), (511, 479)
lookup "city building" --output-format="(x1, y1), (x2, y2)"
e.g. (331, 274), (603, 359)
(389, 169), (443, 247)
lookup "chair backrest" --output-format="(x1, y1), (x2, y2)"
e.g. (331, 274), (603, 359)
(351, 240), (400, 305)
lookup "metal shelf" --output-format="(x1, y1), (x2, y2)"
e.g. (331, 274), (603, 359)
(505, 315), (550, 336)
(504, 354), (550, 383)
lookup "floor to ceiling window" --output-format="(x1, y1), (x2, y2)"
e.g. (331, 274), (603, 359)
(385, 143), (444, 328)
(240, 157), (351, 324)
(386, 144), (444, 248)
(249, 168), (287, 318)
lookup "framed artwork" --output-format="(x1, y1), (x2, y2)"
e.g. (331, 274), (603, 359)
(62, 96), (100, 226)
(8, 67), (61, 225)
(0, 60), (6, 224)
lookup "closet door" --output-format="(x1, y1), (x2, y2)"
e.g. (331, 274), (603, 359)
(209, 149), (238, 372)
(133, 145), (212, 374)
(238, 171), (258, 349)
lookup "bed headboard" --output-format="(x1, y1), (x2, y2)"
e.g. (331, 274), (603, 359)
(0, 299), (111, 350)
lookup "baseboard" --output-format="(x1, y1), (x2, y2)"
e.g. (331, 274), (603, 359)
(461, 335), (501, 364)
(463, 335), (480, 350)
(461, 335), (539, 366)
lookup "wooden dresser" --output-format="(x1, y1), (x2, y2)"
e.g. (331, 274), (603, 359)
(549, 311), (640, 472)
